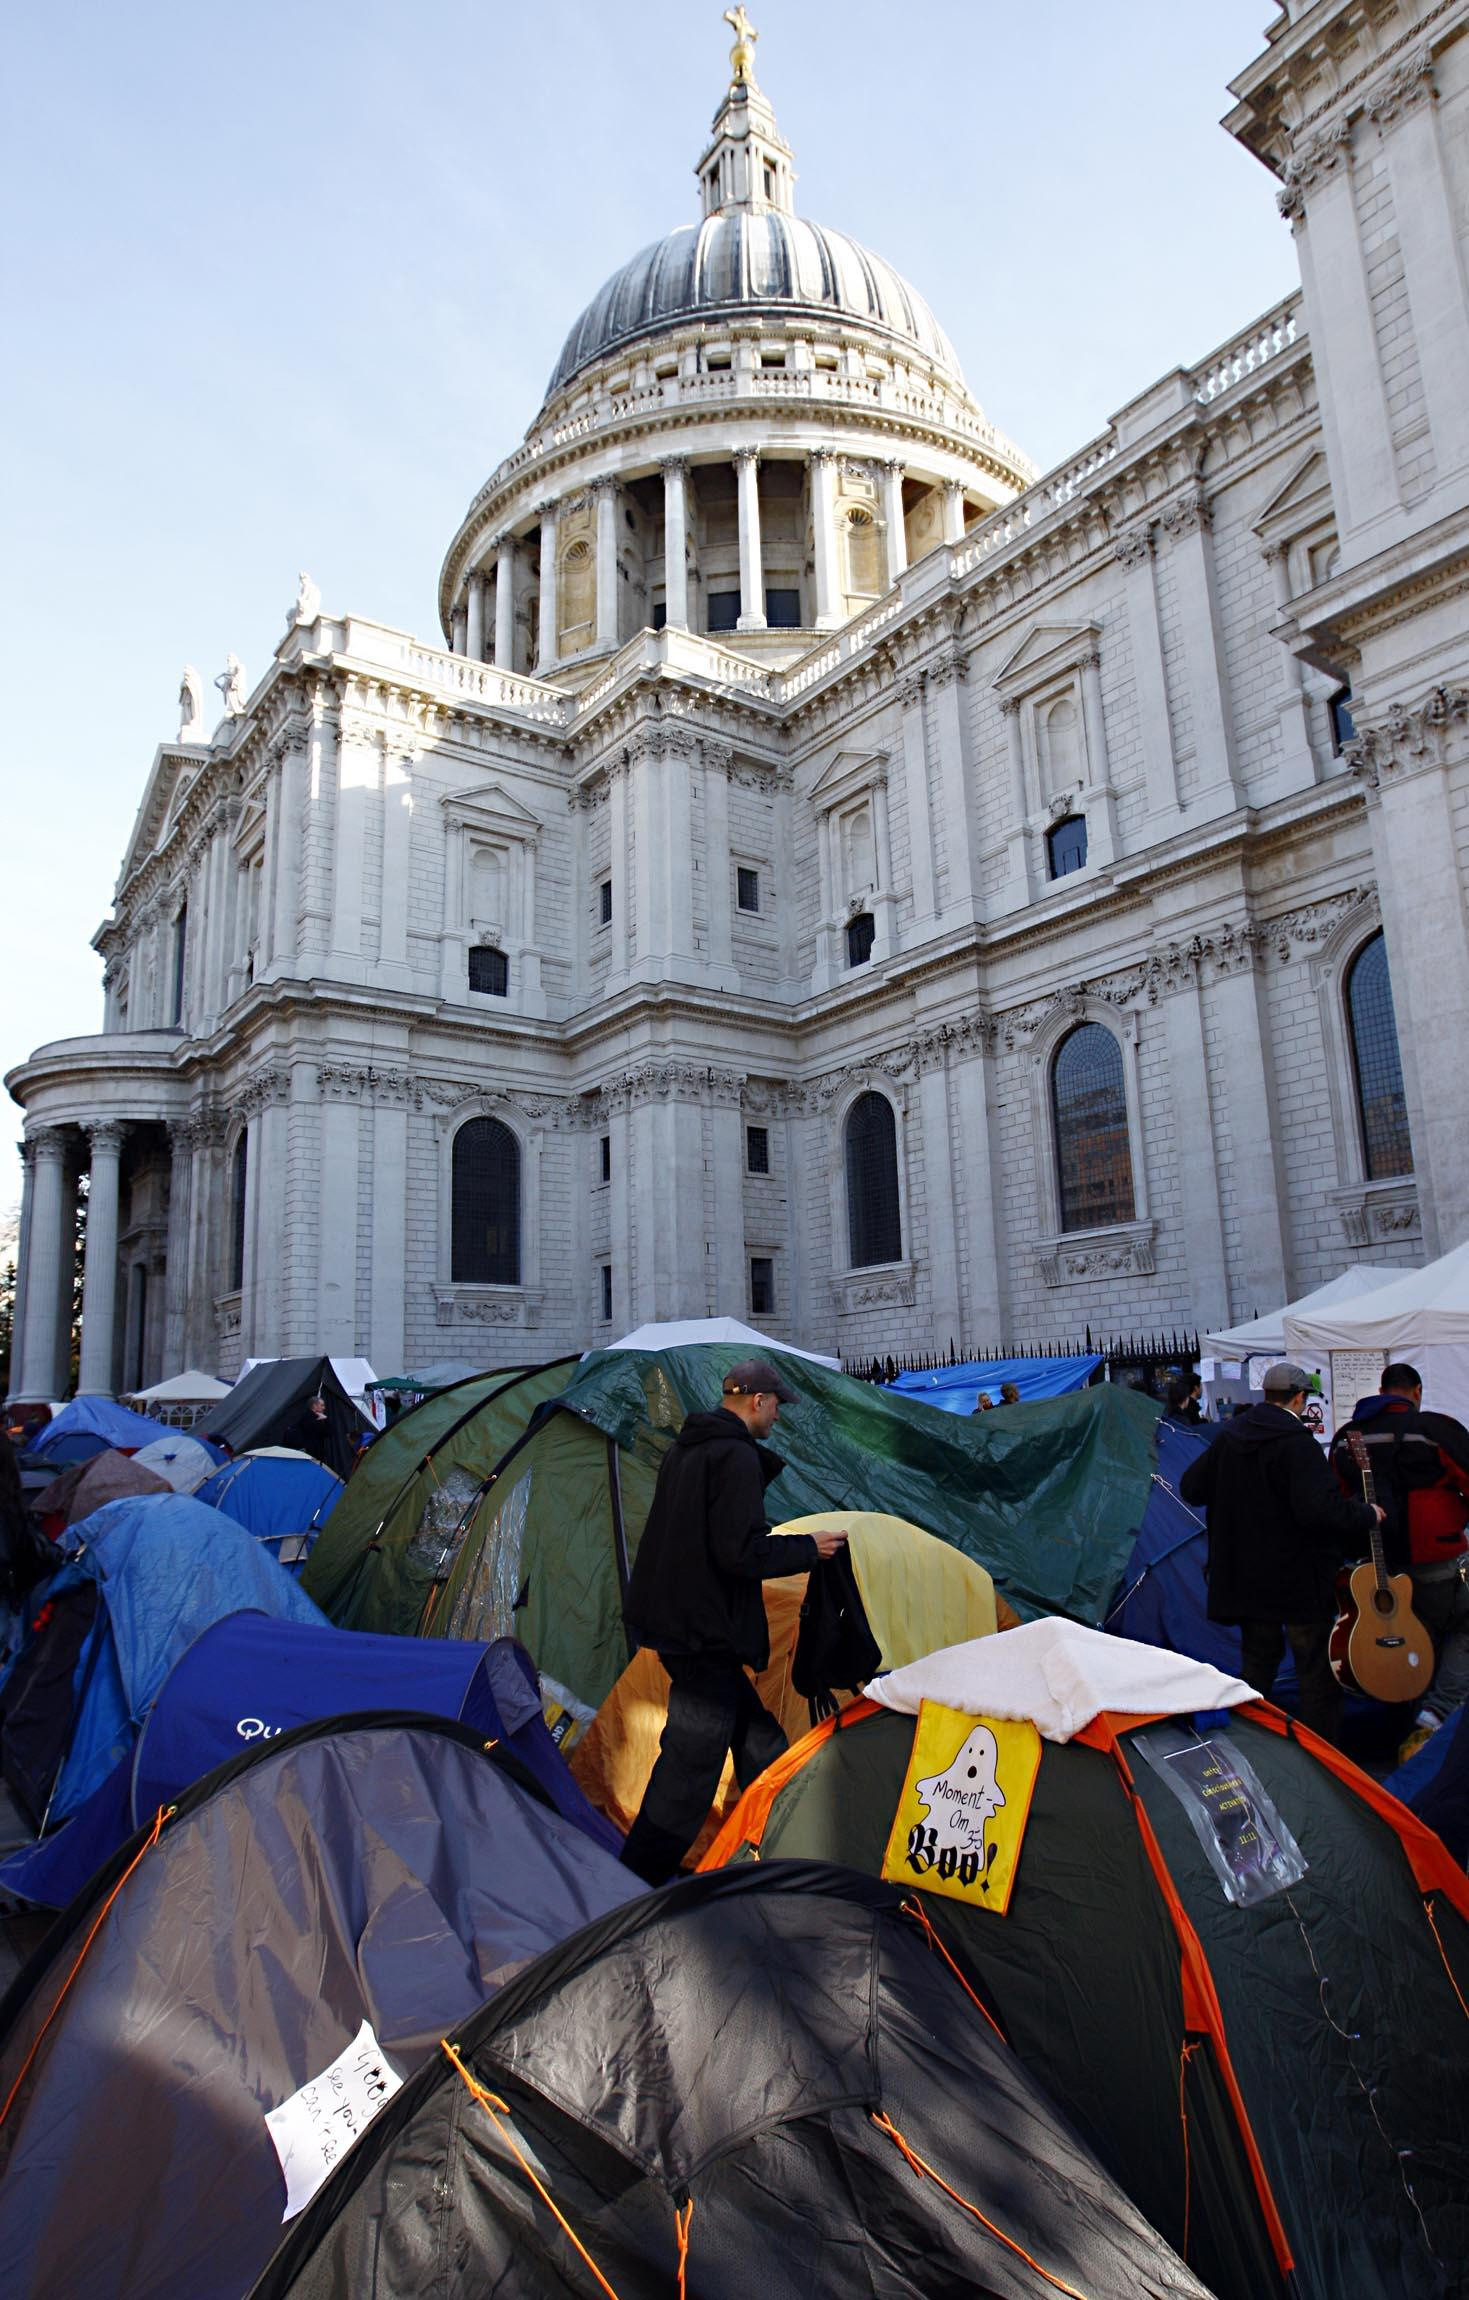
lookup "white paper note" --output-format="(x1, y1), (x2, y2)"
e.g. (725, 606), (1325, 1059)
(265, 2019), (403, 2220)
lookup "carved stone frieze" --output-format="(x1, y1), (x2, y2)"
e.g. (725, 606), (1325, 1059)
(1344, 686), (1469, 787)
(233, 1067), (291, 1116)
(1038, 1223), (1157, 1288)
(835, 1265), (916, 1313)
(433, 1286), (543, 1329)
(318, 1064), (422, 1107)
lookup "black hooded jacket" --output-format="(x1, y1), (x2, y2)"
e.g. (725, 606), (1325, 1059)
(623, 1408), (820, 1669)
(1179, 1400), (1377, 1624)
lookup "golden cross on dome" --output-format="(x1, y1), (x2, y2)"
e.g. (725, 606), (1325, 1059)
(723, 6), (758, 86)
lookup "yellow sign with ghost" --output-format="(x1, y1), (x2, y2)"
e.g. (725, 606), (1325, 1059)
(881, 1702), (1042, 1914)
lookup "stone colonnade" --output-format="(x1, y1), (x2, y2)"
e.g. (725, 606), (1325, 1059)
(452, 448), (953, 673)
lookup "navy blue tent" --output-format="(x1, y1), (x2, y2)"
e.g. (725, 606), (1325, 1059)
(196, 1450), (343, 1571)
(0, 1716), (644, 2300)
(1, 1617), (621, 1908)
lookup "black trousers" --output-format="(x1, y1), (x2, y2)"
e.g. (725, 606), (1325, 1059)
(620, 1654), (787, 1885)
(1239, 1618), (1341, 1745)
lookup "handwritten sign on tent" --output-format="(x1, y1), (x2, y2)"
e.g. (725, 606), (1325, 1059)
(882, 1701), (1041, 1914)
(265, 2020), (403, 2220)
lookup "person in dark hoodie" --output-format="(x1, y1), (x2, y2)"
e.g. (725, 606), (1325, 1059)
(1329, 1362), (1469, 1741)
(1179, 1359), (1382, 1744)
(619, 1357), (847, 1884)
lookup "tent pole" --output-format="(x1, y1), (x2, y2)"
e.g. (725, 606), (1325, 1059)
(606, 1437), (633, 1652)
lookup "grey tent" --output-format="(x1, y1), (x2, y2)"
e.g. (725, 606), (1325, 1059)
(0, 1715), (642, 2300)
(197, 1356), (368, 1478)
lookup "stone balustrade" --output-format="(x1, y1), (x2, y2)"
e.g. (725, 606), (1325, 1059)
(1190, 292), (1303, 405)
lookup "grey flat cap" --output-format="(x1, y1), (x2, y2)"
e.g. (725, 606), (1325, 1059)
(1262, 1360), (1313, 1395)
(722, 1357), (799, 1404)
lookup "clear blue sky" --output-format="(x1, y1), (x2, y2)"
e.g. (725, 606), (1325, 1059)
(1, 1), (1296, 1178)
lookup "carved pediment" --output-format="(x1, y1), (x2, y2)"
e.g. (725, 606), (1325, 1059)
(809, 748), (888, 811)
(119, 745), (204, 886)
(1252, 448), (1333, 550)
(442, 780), (543, 839)
(993, 622), (1101, 699)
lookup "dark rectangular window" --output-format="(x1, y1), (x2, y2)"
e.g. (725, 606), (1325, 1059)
(171, 904), (188, 1026)
(652, 602), (668, 631)
(600, 1264), (613, 1322)
(750, 1256), (775, 1315)
(765, 587), (801, 628)
(707, 591), (741, 633)
(1330, 684), (1356, 755)
(598, 879), (613, 926)
(846, 911), (876, 968)
(736, 866), (760, 913)
(746, 1124), (770, 1174)
(468, 945), (508, 995)
(1046, 817), (1088, 880)
(599, 1133), (611, 1184)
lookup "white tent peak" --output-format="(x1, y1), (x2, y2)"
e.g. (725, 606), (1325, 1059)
(125, 1370), (231, 1403)
(1204, 1264), (1413, 1359)
(1285, 1237), (1469, 1349)
(867, 1617), (1256, 1744)
(597, 1317), (840, 1368)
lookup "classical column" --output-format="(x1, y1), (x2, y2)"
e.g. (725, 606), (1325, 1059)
(1262, 544), (1319, 798)
(594, 479), (620, 649)
(162, 1121), (193, 1377)
(1114, 527), (1179, 821)
(808, 449), (840, 629)
(1076, 650), (1118, 868)
(881, 459), (907, 581)
(10, 1144), (34, 1400)
(941, 481), (966, 544)
(661, 458), (690, 628)
(734, 449), (766, 630)
(1283, 137), (1398, 552)
(1379, 80), (1469, 490)
(16, 1132), (73, 1399)
(897, 672), (936, 924)
(268, 737), (306, 976)
(927, 650), (976, 920)
(494, 536), (516, 666)
(465, 570), (487, 663)
(450, 606), (467, 656)
(1160, 493), (1239, 819)
(535, 502), (559, 671)
(77, 1120), (127, 1395)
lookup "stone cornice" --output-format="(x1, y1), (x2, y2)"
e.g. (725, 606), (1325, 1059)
(1226, 1), (1458, 175)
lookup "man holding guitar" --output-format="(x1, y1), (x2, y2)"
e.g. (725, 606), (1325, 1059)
(1329, 1363), (1469, 1751)
(1180, 1360), (1383, 1745)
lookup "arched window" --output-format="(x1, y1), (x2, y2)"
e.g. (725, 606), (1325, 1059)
(229, 1133), (248, 1291)
(1346, 932), (1412, 1180)
(1046, 816), (1088, 879)
(452, 1117), (521, 1284)
(845, 1092), (901, 1266)
(468, 945), (508, 996)
(1052, 1025), (1135, 1231)
(846, 911), (876, 968)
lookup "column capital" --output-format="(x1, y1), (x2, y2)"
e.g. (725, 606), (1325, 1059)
(1113, 525), (1154, 569)
(877, 456), (906, 477)
(1159, 490), (1213, 541)
(732, 445), (760, 469)
(808, 445), (838, 469)
(85, 1119), (129, 1155)
(28, 1125), (71, 1163)
(590, 474), (621, 500)
(659, 454), (690, 477)
(941, 478), (964, 500)
(533, 498), (559, 525)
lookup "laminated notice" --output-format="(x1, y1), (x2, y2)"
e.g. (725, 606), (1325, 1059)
(1136, 1724), (1307, 1908)
(265, 2020), (403, 2220)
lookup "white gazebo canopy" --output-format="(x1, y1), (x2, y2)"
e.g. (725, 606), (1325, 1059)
(1284, 1240), (1469, 1422)
(602, 1317), (840, 1369)
(1204, 1265), (1414, 1360)
(126, 1369), (231, 1403)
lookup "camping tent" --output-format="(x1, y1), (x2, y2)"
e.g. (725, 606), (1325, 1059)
(1285, 1238), (1469, 1419)
(1203, 1264), (1412, 1361)
(243, 1861), (1210, 2300)
(33, 1448), (171, 1530)
(130, 1432), (225, 1492)
(889, 1353), (1102, 1411)
(306, 1344), (1163, 1718)
(125, 1370), (231, 1404)
(29, 1397), (163, 1458)
(0, 1717), (644, 2300)
(702, 1621), (1469, 2300)
(0, 1620), (620, 1909)
(606, 1314), (840, 1366)
(1105, 1417), (1245, 1676)
(196, 1447), (343, 1567)
(197, 1356), (369, 1476)
(0, 1494), (325, 1832)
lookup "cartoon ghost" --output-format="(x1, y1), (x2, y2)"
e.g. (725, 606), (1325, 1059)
(914, 1723), (1007, 1860)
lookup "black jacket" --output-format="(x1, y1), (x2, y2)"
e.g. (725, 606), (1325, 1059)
(623, 1408), (820, 1669)
(1179, 1401), (1376, 1625)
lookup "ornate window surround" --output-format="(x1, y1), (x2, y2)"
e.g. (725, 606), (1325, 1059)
(439, 782), (546, 1016)
(1310, 901), (1420, 1248)
(432, 1093), (544, 1329)
(1024, 999), (1156, 1287)
(808, 747), (895, 989)
(993, 622), (1119, 890)
(827, 1075), (915, 1312)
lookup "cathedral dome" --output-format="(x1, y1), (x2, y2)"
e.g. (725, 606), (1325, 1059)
(546, 211), (964, 401)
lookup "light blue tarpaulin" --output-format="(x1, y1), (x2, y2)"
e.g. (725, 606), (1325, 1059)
(14, 1495), (326, 1828)
(887, 1354), (1102, 1415)
(32, 1397), (165, 1457)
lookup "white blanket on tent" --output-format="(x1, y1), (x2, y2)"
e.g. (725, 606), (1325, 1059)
(866, 1618), (1256, 1744)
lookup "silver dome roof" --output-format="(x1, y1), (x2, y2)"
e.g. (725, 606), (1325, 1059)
(546, 210), (964, 399)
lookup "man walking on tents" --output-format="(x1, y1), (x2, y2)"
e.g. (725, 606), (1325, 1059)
(620, 1358), (847, 1884)
(1180, 1359), (1382, 1743)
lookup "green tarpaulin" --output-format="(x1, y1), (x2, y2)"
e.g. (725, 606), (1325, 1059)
(305, 1346), (1161, 1715)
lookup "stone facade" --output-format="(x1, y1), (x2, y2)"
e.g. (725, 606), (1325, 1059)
(10, 3), (1469, 1395)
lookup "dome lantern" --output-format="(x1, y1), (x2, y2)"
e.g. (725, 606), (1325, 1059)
(696, 10), (796, 220)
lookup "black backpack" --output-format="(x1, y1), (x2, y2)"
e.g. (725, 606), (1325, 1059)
(792, 1548), (883, 1724)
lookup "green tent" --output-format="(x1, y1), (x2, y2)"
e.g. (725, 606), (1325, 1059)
(307, 1346), (1160, 1715)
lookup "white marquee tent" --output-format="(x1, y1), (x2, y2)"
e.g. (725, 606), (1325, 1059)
(1284, 1240), (1469, 1422)
(603, 1317), (840, 1369)
(1203, 1266), (1413, 1361)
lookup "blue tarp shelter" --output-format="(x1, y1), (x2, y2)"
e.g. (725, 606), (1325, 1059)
(195, 1449), (342, 1568)
(31, 1398), (165, 1457)
(1385, 1699), (1469, 1864)
(1, 1615), (621, 1908)
(0, 1495), (325, 1843)
(887, 1353), (1102, 1415)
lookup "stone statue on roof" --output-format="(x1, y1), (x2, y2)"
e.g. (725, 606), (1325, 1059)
(215, 653), (246, 717)
(723, 6), (757, 86)
(292, 570), (321, 625)
(178, 665), (205, 742)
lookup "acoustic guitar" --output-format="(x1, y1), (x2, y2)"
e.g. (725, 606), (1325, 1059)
(1329, 1428), (1435, 1704)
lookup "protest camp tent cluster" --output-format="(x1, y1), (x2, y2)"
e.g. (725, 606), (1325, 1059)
(24, 1396), (163, 1466)
(0, 1717), (644, 2300)
(306, 1343), (1163, 1717)
(196, 1449), (343, 1570)
(244, 1862), (1211, 2300)
(702, 1621), (1469, 2300)
(197, 1356), (367, 1478)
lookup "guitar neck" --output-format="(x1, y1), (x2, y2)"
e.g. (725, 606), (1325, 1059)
(1346, 1430), (1389, 1591)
